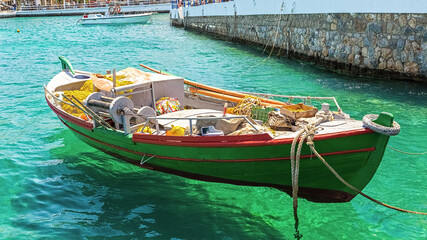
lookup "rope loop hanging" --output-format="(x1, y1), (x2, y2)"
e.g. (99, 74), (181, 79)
(289, 115), (426, 239)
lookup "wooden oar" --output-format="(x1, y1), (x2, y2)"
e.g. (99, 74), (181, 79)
(189, 87), (242, 103)
(189, 87), (282, 108)
(139, 64), (289, 107)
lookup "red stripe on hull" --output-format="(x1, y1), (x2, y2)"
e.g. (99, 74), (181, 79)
(132, 128), (374, 147)
(59, 118), (375, 162)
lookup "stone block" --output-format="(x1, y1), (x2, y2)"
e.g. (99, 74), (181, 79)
(386, 22), (394, 34)
(412, 42), (421, 52)
(415, 25), (425, 33)
(408, 18), (416, 28)
(403, 26), (414, 36)
(348, 53), (354, 63)
(404, 62), (419, 74)
(387, 59), (396, 70)
(363, 37), (370, 47)
(354, 54), (361, 65)
(367, 22), (382, 33)
(401, 52), (408, 62)
(396, 61), (404, 71)
(397, 38), (405, 50)
(378, 57), (386, 69)
(398, 15), (407, 27)
(381, 48), (393, 59)
(322, 48), (329, 56)
(370, 58), (378, 68)
(378, 38), (389, 47)
(415, 53), (425, 65)
(393, 49), (401, 61)
(415, 33), (424, 42)
(362, 47), (368, 57)
(366, 14), (375, 22)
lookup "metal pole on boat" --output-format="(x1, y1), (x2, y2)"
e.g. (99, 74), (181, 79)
(113, 68), (116, 88)
(62, 94), (108, 129)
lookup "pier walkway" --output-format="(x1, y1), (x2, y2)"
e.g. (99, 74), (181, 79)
(0, 0), (171, 17)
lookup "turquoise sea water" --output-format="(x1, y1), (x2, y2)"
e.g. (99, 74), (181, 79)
(0, 14), (426, 239)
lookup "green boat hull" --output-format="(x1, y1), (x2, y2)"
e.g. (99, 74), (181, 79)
(51, 97), (390, 203)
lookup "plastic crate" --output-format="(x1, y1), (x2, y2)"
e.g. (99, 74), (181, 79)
(251, 107), (274, 123)
(280, 103), (318, 119)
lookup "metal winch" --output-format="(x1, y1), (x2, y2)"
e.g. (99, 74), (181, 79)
(84, 92), (156, 134)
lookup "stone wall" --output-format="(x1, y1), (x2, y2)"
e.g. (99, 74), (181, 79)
(172, 13), (427, 82)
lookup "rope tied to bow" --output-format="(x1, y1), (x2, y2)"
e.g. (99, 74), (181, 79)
(290, 117), (325, 240)
(289, 115), (426, 239)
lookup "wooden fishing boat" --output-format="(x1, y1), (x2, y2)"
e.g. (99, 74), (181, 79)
(44, 57), (400, 203)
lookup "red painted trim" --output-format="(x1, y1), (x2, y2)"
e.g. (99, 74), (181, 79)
(60, 119), (375, 162)
(133, 133), (273, 142)
(133, 128), (374, 147)
(46, 95), (93, 130)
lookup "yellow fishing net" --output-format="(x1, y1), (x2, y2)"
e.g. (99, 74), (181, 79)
(62, 79), (94, 117)
(61, 74), (134, 117)
(104, 74), (134, 95)
(227, 96), (262, 116)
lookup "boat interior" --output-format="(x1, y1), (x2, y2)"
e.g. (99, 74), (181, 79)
(45, 66), (364, 140)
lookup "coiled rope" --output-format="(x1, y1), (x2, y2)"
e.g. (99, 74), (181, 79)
(290, 116), (427, 239)
(228, 96), (262, 116)
(362, 114), (400, 136)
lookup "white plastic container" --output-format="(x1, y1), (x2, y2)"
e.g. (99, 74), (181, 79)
(201, 126), (224, 136)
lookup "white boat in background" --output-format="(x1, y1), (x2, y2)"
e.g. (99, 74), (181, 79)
(78, 6), (152, 25)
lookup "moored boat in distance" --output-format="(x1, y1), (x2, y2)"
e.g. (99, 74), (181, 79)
(44, 57), (400, 203)
(78, 5), (152, 25)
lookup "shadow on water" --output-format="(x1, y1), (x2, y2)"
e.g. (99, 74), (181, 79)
(9, 131), (287, 239)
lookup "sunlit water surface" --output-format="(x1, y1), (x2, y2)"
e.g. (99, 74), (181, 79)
(0, 14), (426, 239)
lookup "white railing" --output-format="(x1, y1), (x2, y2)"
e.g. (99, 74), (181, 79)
(18, 0), (171, 11)
(171, 0), (233, 9)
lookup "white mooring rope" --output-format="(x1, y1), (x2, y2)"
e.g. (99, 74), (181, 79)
(290, 117), (427, 239)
